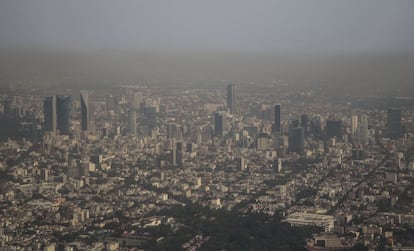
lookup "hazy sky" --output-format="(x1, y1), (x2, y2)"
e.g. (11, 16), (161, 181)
(1, 1), (414, 54)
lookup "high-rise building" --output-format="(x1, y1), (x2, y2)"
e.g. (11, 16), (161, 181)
(4, 97), (20, 119)
(80, 91), (89, 131)
(183, 122), (193, 137)
(359, 115), (369, 144)
(170, 149), (177, 166)
(56, 95), (71, 134)
(226, 83), (236, 114)
(273, 104), (281, 134)
(351, 115), (358, 136)
(186, 143), (195, 153)
(214, 111), (226, 137)
(44, 96), (57, 133)
(128, 109), (137, 135)
(309, 115), (323, 138)
(326, 119), (342, 139)
(143, 105), (157, 129)
(176, 142), (183, 151)
(351, 115), (359, 144)
(167, 123), (178, 139)
(300, 114), (308, 128)
(289, 127), (304, 154)
(387, 109), (402, 139)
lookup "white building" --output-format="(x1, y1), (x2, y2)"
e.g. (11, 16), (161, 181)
(284, 212), (336, 232)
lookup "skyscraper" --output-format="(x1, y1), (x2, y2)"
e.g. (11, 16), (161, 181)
(351, 115), (358, 137)
(387, 109), (402, 139)
(300, 114), (308, 128)
(4, 97), (20, 119)
(273, 104), (281, 134)
(44, 96), (57, 133)
(214, 111), (226, 137)
(309, 115), (323, 138)
(359, 114), (369, 144)
(56, 95), (71, 134)
(80, 91), (89, 131)
(326, 119), (342, 139)
(289, 127), (304, 154)
(167, 123), (178, 139)
(226, 83), (236, 114)
(128, 109), (137, 135)
(143, 105), (157, 129)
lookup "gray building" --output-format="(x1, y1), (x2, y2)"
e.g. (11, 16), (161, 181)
(214, 111), (226, 137)
(226, 83), (236, 114)
(80, 91), (89, 131)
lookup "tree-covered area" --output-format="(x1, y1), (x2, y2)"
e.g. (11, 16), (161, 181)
(148, 204), (320, 251)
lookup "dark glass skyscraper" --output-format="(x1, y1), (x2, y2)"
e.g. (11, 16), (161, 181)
(80, 91), (89, 131)
(326, 119), (342, 139)
(387, 109), (402, 139)
(226, 83), (236, 114)
(214, 111), (226, 137)
(300, 114), (308, 128)
(143, 106), (157, 130)
(167, 122), (178, 139)
(273, 104), (281, 133)
(44, 96), (57, 133)
(56, 95), (71, 134)
(289, 127), (304, 154)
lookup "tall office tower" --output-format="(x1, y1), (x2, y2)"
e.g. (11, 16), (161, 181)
(56, 95), (72, 134)
(167, 123), (178, 139)
(289, 127), (304, 154)
(128, 109), (137, 135)
(300, 114), (308, 128)
(176, 142), (183, 151)
(143, 105), (157, 128)
(351, 115), (359, 144)
(273, 104), (281, 134)
(309, 115), (324, 139)
(387, 109), (402, 139)
(170, 149), (177, 166)
(351, 115), (358, 137)
(359, 114), (369, 144)
(80, 91), (89, 131)
(183, 122), (193, 137)
(44, 96), (57, 133)
(4, 97), (20, 119)
(214, 111), (226, 137)
(326, 119), (342, 139)
(226, 83), (236, 114)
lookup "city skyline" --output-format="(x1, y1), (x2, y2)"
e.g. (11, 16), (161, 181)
(1, 80), (414, 250)
(1, 1), (414, 250)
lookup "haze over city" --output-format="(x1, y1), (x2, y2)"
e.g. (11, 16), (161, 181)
(1, 1), (414, 251)
(1, 0), (414, 92)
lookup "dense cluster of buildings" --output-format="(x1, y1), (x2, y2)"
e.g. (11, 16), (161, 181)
(0, 82), (413, 250)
